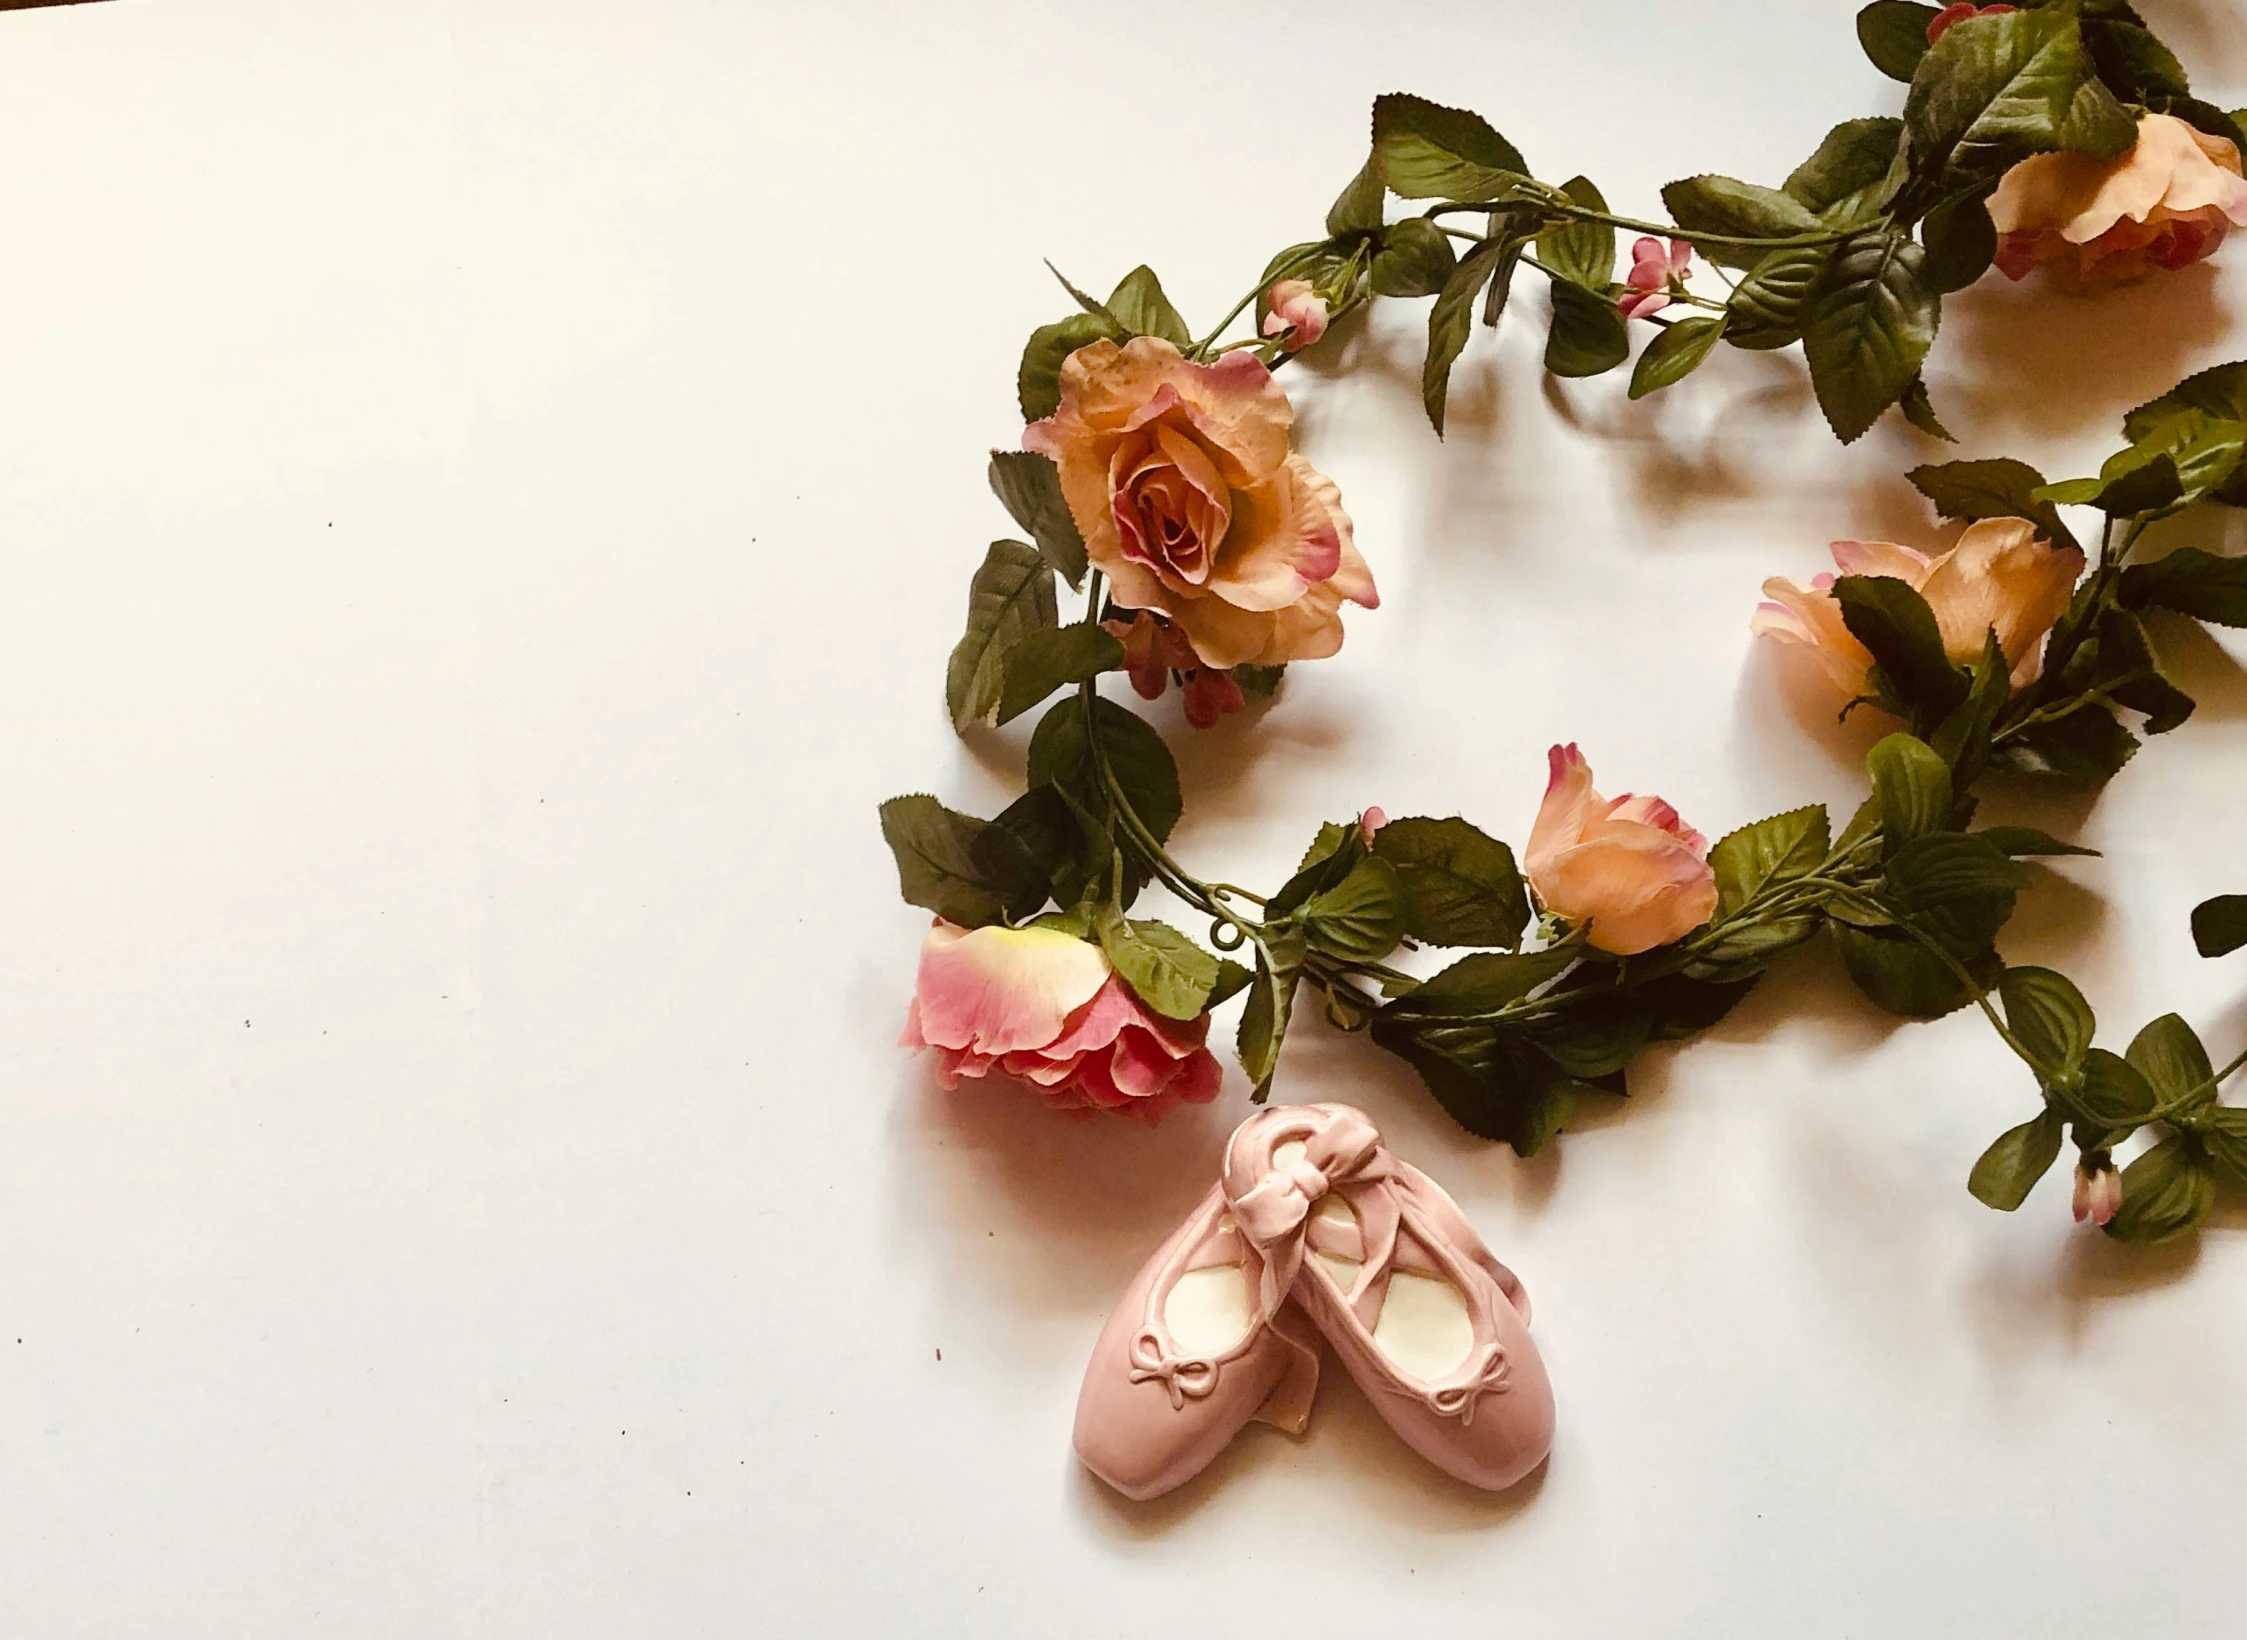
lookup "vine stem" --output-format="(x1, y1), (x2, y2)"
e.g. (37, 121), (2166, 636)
(1425, 198), (1850, 252)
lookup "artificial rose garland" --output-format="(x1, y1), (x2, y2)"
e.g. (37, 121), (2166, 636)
(884, 3), (2247, 1253)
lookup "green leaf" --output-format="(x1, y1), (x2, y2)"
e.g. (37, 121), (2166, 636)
(1968, 1108), (2065, 1210)
(1093, 907), (1219, 1021)
(1710, 805), (1830, 918)
(992, 784), (1102, 908)
(2045, 453), (2184, 518)
(1018, 313), (1113, 423)
(1629, 316), (1725, 401)
(2191, 894), (2247, 958)
(1267, 820), (1366, 918)
(877, 794), (1050, 928)
(1858, 1), (1941, 82)
(1920, 189), (1998, 292)
(1786, 118), (1905, 213)
(1902, 5), (2088, 187)
(1906, 456), (2077, 551)
(989, 623), (1125, 727)
(1370, 216), (1458, 298)
(1105, 265), (1191, 348)
(1422, 235), (1513, 435)
(1929, 633), (2008, 789)
(1236, 931), (1305, 1097)
(2203, 1107), (2247, 1185)
(1975, 825), (2098, 858)
(1642, 972), (1762, 1039)
(1999, 966), (2095, 1074)
(1366, 1015), (1581, 1153)
(2123, 359), (2247, 443)
(2073, 1047), (2158, 1128)
(1371, 93), (1529, 201)
(2119, 547), (2247, 627)
(1804, 229), (1940, 444)
(1372, 816), (1531, 948)
(1883, 832), (2029, 955)
(1524, 991), (1651, 1080)
(1900, 377), (1956, 442)
(2127, 1013), (2216, 1112)
(2104, 1135), (2215, 1244)
(1680, 914), (1823, 981)
(2091, 606), (2193, 736)
(1026, 695), (1182, 905)
(1545, 278), (1630, 378)
(1233, 662), (1285, 702)
(2102, 411), (2247, 512)
(1535, 176), (1615, 291)
(1994, 702), (2139, 784)
(2084, 17), (2191, 103)
(2054, 72), (2138, 161)
(1835, 922), (1999, 1017)
(986, 451), (1087, 589)
(1660, 174), (1823, 269)
(1302, 857), (1408, 963)
(1207, 957), (1253, 1009)
(1327, 154), (1387, 236)
(1386, 947), (1578, 1017)
(946, 541), (1057, 731)
(1724, 245), (1831, 348)
(1836, 577), (1968, 720)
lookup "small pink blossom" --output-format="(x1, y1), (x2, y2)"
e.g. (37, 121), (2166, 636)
(2072, 1160), (2121, 1227)
(1619, 236), (1691, 322)
(1106, 609), (1249, 730)
(1927, 3), (2014, 46)
(1261, 279), (1329, 351)
(1358, 807), (1388, 844)
(901, 921), (1223, 1125)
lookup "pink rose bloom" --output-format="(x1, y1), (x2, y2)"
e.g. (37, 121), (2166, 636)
(1926, 3), (2014, 45)
(1260, 279), (1329, 351)
(1523, 745), (1718, 956)
(1106, 609), (1248, 729)
(1990, 113), (2247, 288)
(2072, 1160), (2121, 1227)
(900, 921), (1222, 1124)
(1618, 236), (1690, 321)
(1358, 806), (1388, 844)
(1025, 337), (1377, 671)
(1751, 518), (2084, 699)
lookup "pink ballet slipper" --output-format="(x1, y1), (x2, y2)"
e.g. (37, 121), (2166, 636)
(1221, 1103), (1555, 1491)
(1072, 1181), (1323, 1500)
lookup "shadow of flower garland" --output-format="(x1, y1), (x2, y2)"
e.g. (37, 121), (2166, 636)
(883, 3), (2247, 1249)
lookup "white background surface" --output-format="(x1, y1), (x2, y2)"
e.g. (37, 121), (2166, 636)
(5, 1), (2247, 1633)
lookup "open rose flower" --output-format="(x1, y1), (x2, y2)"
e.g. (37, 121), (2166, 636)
(1107, 609), (1247, 729)
(1025, 336), (1377, 670)
(1260, 279), (1329, 351)
(1619, 236), (1691, 321)
(1751, 519), (2084, 698)
(900, 920), (1222, 1124)
(1990, 113), (2247, 288)
(1524, 745), (1718, 956)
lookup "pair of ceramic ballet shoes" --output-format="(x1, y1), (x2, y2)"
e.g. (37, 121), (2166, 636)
(1073, 1102), (1556, 1500)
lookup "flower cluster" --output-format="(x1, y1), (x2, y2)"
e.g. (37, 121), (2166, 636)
(885, 3), (2247, 1255)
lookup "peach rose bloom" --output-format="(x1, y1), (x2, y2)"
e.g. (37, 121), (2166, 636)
(1024, 336), (1377, 670)
(1523, 745), (1718, 957)
(1751, 518), (2084, 697)
(1990, 113), (2247, 287)
(900, 920), (1222, 1124)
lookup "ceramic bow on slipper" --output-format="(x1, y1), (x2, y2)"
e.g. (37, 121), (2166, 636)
(1073, 1102), (1554, 1499)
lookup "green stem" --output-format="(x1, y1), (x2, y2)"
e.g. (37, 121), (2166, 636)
(1426, 197), (1852, 251)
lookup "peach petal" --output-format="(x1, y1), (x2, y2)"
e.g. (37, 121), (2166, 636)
(1916, 517), (2084, 686)
(1829, 538), (1935, 583)
(910, 923), (1112, 1057)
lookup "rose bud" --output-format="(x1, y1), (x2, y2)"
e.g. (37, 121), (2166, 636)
(1751, 519), (2083, 700)
(2072, 1158), (2122, 1227)
(901, 921), (1222, 1124)
(1027, 338), (1377, 674)
(1260, 278), (1330, 351)
(1926, 3), (2014, 46)
(1523, 744), (1719, 956)
(1618, 236), (1691, 321)
(1990, 112), (2247, 288)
